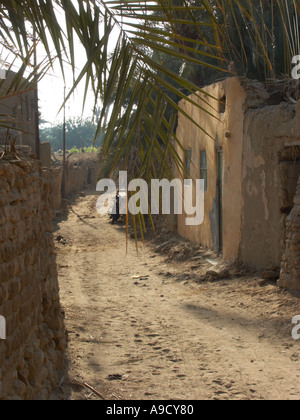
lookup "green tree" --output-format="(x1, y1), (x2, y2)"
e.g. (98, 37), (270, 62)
(40, 117), (103, 152)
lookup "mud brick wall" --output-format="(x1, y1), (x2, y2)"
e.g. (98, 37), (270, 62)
(65, 166), (88, 195)
(0, 159), (65, 400)
(279, 175), (300, 290)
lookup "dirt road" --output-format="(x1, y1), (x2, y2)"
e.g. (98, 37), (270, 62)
(52, 192), (300, 400)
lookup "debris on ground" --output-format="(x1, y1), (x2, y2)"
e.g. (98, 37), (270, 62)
(153, 233), (213, 263)
(55, 235), (71, 246)
(107, 374), (124, 381)
(261, 268), (280, 281)
(152, 232), (251, 284)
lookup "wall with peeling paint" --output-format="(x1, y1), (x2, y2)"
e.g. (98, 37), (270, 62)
(175, 78), (300, 280)
(175, 77), (246, 260)
(279, 174), (300, 290)
(240, 103), (299, 269)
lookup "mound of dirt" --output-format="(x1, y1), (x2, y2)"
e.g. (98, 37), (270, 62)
(153, 233), (205, 262)
(152, 232), (252, 284)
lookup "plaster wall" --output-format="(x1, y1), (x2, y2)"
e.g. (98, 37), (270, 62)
(175, 77), (246, 260)
(241, 102), (300, 269)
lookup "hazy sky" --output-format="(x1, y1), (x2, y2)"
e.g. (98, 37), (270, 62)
(38, 63), (95, 125)
(1, 2), (123, 126)
(37, 32), (99, 125)
(36, 3), (120, 126)
(38, 29), (122, 125)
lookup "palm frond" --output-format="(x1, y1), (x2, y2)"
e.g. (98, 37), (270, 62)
(0, 0), (299, 240)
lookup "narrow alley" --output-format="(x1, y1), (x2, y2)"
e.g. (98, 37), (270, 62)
(53, 192), (300, 400)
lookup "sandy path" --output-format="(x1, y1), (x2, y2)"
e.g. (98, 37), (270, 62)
(52, 192), (300, 400)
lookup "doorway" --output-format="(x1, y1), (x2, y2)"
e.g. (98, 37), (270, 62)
(87, 168), (93, 185)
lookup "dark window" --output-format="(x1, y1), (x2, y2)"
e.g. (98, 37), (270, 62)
(219, 96), (226, 114)
(200, 150), (208, 191)
(185, 149), (192, 186)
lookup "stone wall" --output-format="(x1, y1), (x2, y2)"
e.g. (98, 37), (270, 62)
(279, 175), (300, 290)
(0, 157), (65, 400)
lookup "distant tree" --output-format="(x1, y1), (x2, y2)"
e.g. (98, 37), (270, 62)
(40, 117), (103, 152)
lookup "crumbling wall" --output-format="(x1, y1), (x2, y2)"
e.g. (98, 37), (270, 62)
(63, 153), (100, 196)
(0, 71), (36, 153)
(174, 77), (300, 288)
(50, 153), (100, 198)
(65, 166), (88, 195)
(241, 102), (300, 270)
(40, 143), (52, 168)
(48, 167), (62, 210)
(279, 175), (300, 290)
(0, 158), (65, 400)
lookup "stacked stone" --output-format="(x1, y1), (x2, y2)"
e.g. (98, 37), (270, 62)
(279, 175), (300, 290)
(0, 158), (65, 400)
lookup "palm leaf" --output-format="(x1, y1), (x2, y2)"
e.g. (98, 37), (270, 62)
(0, 0), (299, 240)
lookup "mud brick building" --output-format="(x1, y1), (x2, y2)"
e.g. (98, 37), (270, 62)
(175, 77), (300, 289)
(0, 71), (37, 154)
